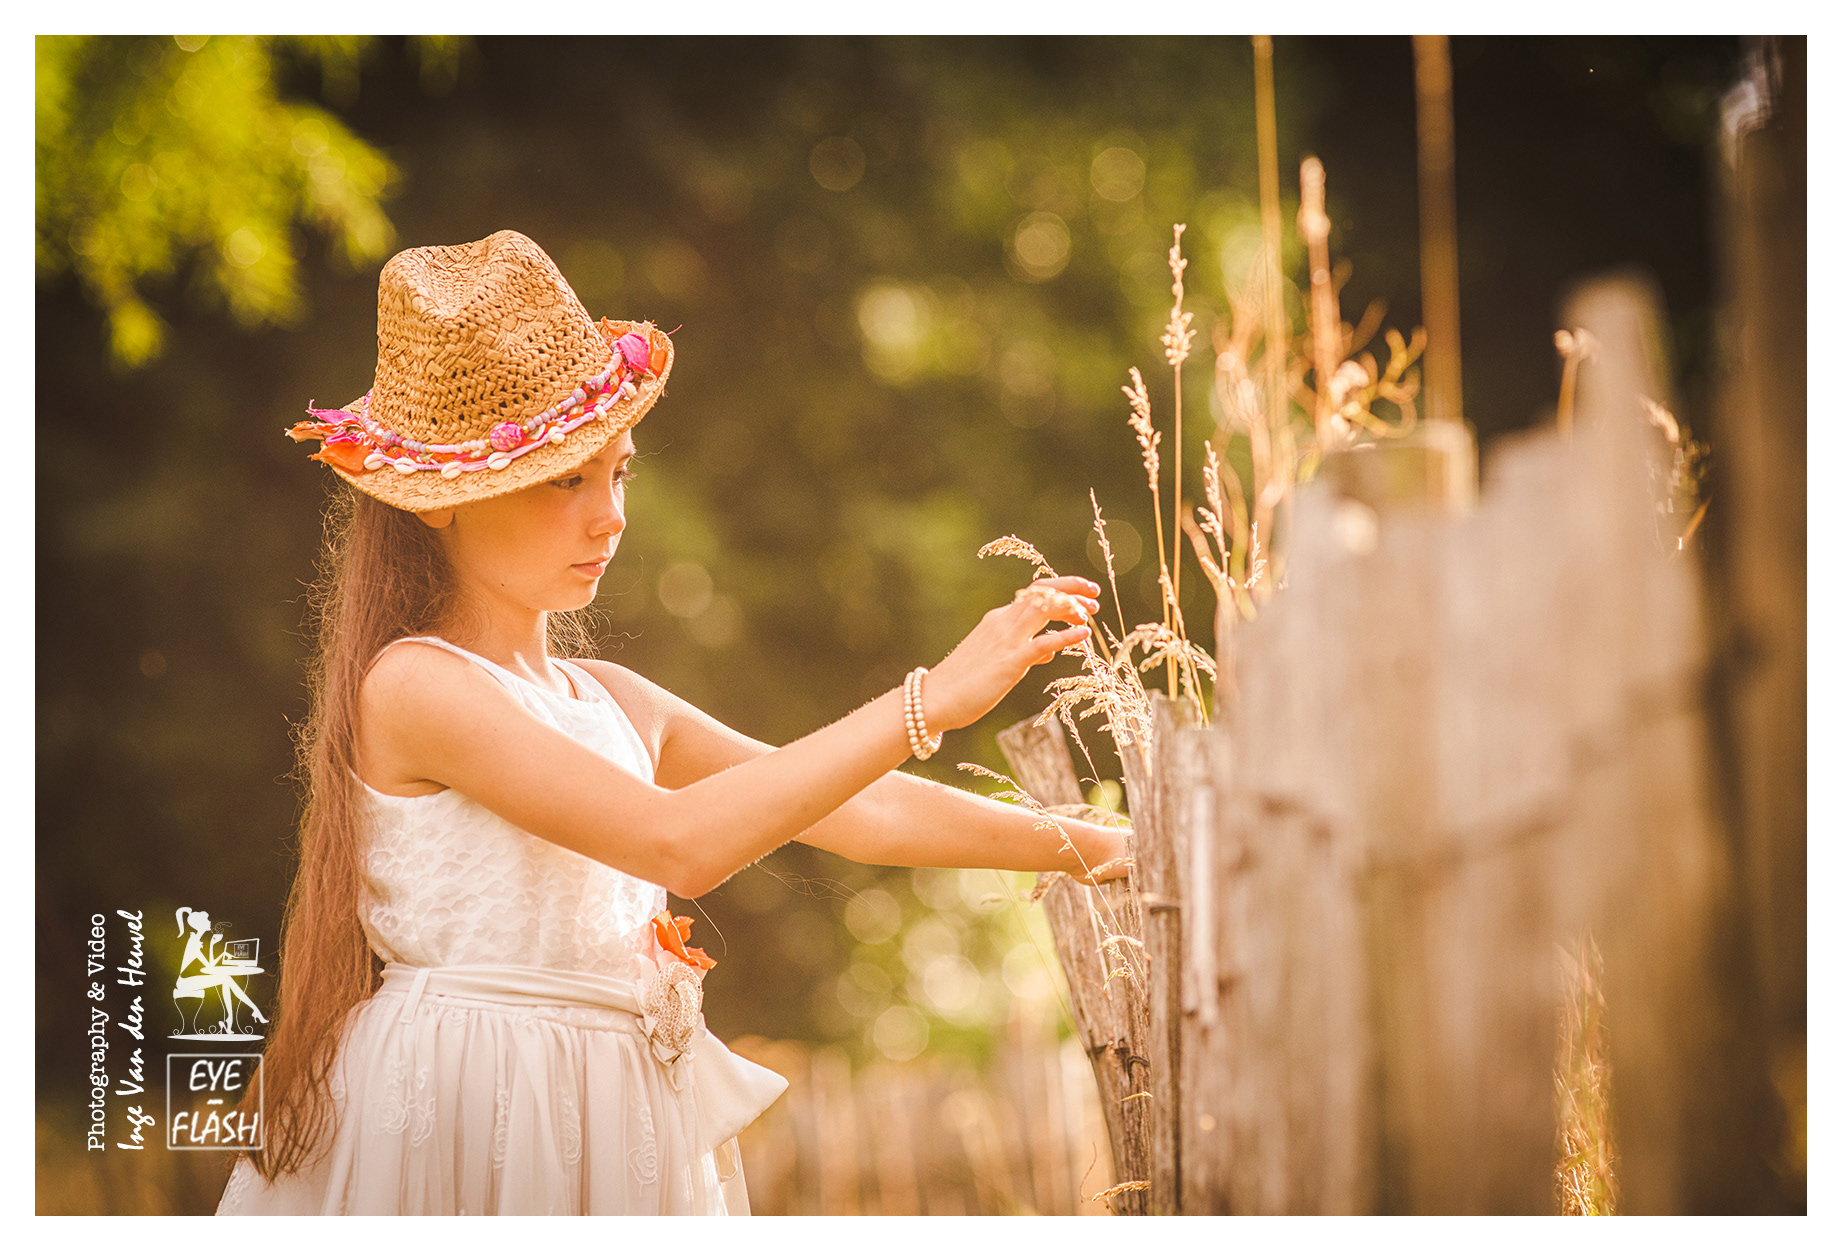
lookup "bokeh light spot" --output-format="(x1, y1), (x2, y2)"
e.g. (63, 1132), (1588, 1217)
(872, 1004), (929, 1061)
(1008, 212), (1071, 282)
(844, 888), (902, 944)
(657, 562), (714, 618)
(1090, 146), (1146, 202)
(810, 136), (866, 192)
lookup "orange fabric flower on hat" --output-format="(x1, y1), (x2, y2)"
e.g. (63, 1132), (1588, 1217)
(286, 419), (375, 475)
(651, 910), (717, 971)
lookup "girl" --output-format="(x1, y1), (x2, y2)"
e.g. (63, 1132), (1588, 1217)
(217, 230), (1128, 1216)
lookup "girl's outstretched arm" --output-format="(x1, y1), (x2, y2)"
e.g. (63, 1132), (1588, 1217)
(359, 577), (1105, 897)
(576, 659), (1128, 884)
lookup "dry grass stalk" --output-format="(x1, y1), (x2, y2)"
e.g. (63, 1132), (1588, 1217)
(1181, 442), (1234, 611)
(1162, 223), (1197, 701)
(975, 539), (1157, 773)
(1123, 369), (1160, 497)
(1553, 327), (1597, 439)
(1090, 1178), (1150, 1211)
(1555, 933), (1619, 1215)
(1253, 34), (1289, 464)
(1639, 396), (1712, 553)
(1549, 333), (1712, 554)
(1122, 366), (1174, 667)
(1205, 157), (1423, 626)
(1089, 489), (1130, 643)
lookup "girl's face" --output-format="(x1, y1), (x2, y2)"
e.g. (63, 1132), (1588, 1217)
(422, 433), (636, 614)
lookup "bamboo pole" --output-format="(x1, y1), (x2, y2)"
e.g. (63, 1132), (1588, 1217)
(1413, 34), (1463, 425)
(1299, 157), (1339, 448)
(1251, 36), (1290, 604)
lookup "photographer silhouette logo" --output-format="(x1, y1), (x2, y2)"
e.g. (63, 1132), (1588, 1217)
(170, 906), (268, 1042)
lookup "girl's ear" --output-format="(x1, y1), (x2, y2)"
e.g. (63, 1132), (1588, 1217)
(417, 508), (455, 529)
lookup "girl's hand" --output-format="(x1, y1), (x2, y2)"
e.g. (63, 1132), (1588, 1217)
(923, 576), (1102, 732)
(1076, 854), (1132, 886)
(1046, 805), (1132, 885)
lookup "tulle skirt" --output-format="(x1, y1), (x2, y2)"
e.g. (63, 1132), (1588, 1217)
(216, 964), (785, 1215)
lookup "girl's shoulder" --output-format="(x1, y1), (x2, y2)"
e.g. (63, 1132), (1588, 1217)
(354, 638), (515, 797)
(566, 658), (669, 763)
(361, 636), (502, 704)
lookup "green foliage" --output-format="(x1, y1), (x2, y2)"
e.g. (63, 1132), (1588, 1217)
(35, 35), (397, 366)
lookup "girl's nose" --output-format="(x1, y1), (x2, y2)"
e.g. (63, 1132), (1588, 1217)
(595, 490), (626, 539)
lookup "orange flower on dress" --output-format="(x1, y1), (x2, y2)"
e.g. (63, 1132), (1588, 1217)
(651, 910), (717, 971)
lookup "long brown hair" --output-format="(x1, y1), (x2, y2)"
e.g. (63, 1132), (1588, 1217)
(234, 483), (598, 1181)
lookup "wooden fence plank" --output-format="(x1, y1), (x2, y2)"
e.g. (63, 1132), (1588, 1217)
(1707, 38), (1806, 1210)
(1143, 695), (1197, 1213)
(998, 715), (1150, 1215)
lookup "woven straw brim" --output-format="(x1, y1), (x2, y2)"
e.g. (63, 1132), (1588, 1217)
(326, 320), (672, 513)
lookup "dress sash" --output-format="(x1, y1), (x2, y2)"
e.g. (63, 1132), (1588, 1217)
(377, 960), (788, 1207)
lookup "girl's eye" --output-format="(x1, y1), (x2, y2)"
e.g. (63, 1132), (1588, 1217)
(552, 467), (634, 490)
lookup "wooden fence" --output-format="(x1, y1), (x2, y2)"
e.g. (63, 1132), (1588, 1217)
(1002, 272), (1799, 1213)
(730, 998), (1116, 1215)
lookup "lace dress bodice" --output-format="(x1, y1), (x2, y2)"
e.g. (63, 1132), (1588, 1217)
(354, 635), (666, 977)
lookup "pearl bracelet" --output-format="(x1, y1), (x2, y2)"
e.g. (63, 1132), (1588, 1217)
(903, 667), (943, 761)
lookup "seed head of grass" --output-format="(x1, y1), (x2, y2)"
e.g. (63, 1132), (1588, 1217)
(1162, 224), (1196, 369)
(977, 535), (1058, 579)
(1554, 327), (1598, 361)
(1089, 490), (1130, 641)
(1201, 444), (1228, 544)
(1123, 366), (1159, 493)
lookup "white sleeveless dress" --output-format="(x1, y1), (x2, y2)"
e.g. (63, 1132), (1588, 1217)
(216, 635), (787, 1215)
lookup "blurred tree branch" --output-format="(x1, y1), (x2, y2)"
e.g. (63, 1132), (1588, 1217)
(34, 35), (416, 366)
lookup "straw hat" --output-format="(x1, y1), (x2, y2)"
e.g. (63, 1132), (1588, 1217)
(285, 229), (673, 512)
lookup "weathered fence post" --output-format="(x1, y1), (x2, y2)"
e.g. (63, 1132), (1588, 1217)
(1708, 35), (1806, 1212)
(1174, 722), (1233, 1213)
(1550, 276), (1782, 1212)
(997, 715), (1149, 1215)
(1141, 695), (1196, 1213)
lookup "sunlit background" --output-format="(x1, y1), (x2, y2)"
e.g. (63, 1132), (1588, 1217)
(36, 35), (1747, 1213)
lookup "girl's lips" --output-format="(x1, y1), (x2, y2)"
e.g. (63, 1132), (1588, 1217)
(573, 558), (609, 576)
